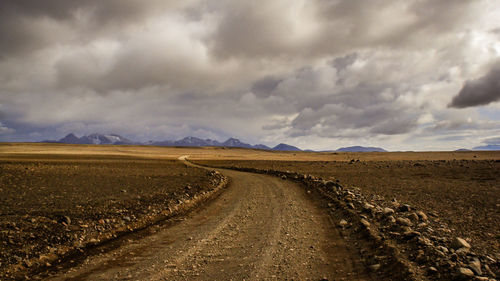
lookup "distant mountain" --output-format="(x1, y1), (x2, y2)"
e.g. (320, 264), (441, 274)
(454, 148), (471, 152)
(253, 144), (272, 150)
(46, 133), (134, 145)
(80, 133), (134, 145)
(43, 133), (300, 151)
(152, 137), (273, 150)
(472, 144), (500, 151)
(222, 138), (253, 148)
(58, 133), (81, 144)
(336, 146), (387, 152)
(272, 143), (301, 151)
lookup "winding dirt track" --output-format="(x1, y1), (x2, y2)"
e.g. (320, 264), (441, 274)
(48, 159), (371, 280)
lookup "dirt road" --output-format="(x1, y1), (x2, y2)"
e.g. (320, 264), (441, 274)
(46, 159), (370, 280)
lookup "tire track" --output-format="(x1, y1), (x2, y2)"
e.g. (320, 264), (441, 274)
(47, 158), (371, 280)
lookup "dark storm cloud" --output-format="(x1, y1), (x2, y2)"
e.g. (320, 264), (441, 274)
(0, 0), (176, 58)
(449, 63), (500, 108)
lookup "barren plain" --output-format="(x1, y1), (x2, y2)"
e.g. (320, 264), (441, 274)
(0, 143), (499, 280)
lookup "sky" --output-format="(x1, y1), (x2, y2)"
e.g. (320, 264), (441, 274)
(1, 0), (500, 151)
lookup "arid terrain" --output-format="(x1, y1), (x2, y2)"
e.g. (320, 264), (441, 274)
(0, 143), (499, 280)
(197, 157), (500, 258)
(0, 146), (226, 280)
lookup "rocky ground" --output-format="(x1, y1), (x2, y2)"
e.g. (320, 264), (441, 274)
(43, 163), (379, 281)
(197, 159), (500, 280)
(0, 154), (226, 280)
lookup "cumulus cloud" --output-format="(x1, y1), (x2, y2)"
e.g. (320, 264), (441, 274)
(0, 0), (499, 150)
(449, 62), (500, 108)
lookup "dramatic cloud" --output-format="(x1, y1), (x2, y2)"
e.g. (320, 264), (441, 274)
(484, 136), (500, 145)
(0, 0), (499, 150)
(449, 62), (500, 108)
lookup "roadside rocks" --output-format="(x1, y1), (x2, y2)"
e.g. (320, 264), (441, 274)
(456, 267), (475, 279)
(398, 204), (411, 212)
(408, 212), (419, 222)
(339, 219), (348, 227)
(382, 207), (394, 216)
(396, 217), (412, 226)
(360, 219), (371, 228)
(1, 165), (229, 280)
(468, 258), (482, 275)
(58, 216), (71, 226)
(452, 237), (471, 250)
(368, 263), (381, 272)
(416, 211), (428, 221)
(222, 165), (499, 281)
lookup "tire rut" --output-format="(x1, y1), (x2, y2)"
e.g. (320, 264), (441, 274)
(47, 163), (371, 280)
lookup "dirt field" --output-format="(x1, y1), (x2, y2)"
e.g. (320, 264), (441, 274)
(1, 143), (499, 280)
(197, 157), (500, 259)
(0, 152), (222, 279)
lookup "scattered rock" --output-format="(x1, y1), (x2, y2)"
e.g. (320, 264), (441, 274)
(382, 207), (394, 216)
(390, 199), (400, 209)
(417, 236), (432, 247)
(339, 219), (348, 227)
(386, 215), (396, 224)
(417, 222), (427, 228)
(396, 217), (412, 226)
(468, 258), (482, 275)
(369, 264), (381, 272)
(123, 216), (131, 222)
(408, 212), (419, 222)
(437, 246), (449, 253)
(456, 267), (475, 279)
(416, 210), (428, 221)
(483, 264), (495, 278)
(360, 219), (371, 227)
(23, 260), (32, 268)
(58, 216), (71, 225)
(398, 204), (411, 212)
(428, 266), (438, 274)
(456, 247), (470, 255)
(363, 203), (374, 210)
(403, 230), (421, 239)
(451, 237), (471, 249)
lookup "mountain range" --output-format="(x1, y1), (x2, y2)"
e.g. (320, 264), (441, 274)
(336, 146), (387, 152)
(42, 133), (393, 152)
(44, 133), (301, 151)
(45, 133), (134, 145)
